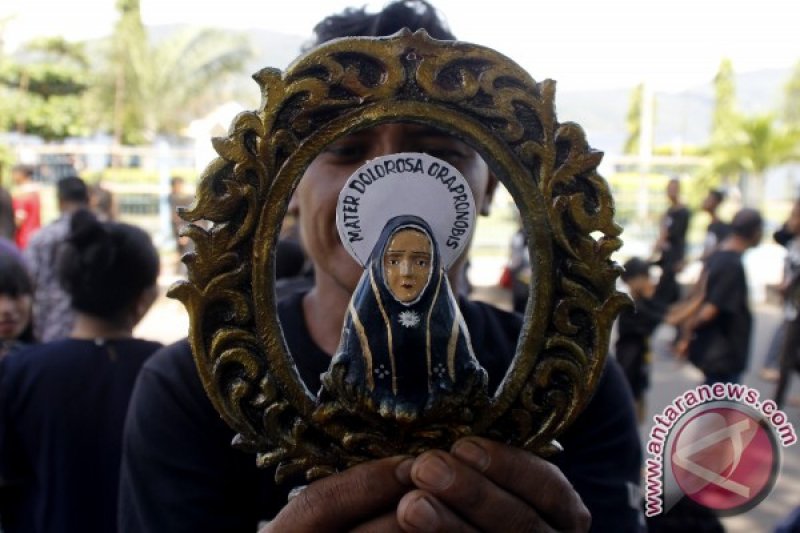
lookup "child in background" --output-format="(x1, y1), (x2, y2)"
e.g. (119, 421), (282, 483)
(0, 253), (34, 358)
(616, 257), (666, 422)
(774, 198), (800, 407)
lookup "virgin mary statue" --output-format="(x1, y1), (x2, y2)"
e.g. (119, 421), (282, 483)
(318, 215), (488, 424)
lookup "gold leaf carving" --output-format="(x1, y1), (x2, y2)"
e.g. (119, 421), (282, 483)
(171, 30), (630, 481)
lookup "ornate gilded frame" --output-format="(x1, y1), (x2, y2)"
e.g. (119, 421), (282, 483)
(169, 30), (630, 482)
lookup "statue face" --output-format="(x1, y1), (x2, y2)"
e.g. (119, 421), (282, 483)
(383, 229), (433, 303)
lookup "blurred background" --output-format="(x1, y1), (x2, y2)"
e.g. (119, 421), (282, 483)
(1, 1), (798, 529)
(2, 0), (797, 295)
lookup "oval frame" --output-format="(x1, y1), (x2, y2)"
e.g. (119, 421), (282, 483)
(169, 29), (630, 481)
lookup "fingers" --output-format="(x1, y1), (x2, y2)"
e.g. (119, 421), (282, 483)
(264, 456), (412, 533)
(397, 490), (480, 533)
(450, 438), (591, 532)
(350, 512), (404, 533)
(406, 448), (555, 533)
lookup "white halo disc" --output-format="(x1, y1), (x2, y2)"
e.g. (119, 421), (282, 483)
(336, 152), (476, 270)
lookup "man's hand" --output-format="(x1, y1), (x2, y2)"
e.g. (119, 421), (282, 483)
(260, 456), (412, 532)
(396, 437), (591, 533)
(262, 438), (590, 533)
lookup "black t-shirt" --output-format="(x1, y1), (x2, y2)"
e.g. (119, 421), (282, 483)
(661, 205), (690, 267)
(689, 250), (752, 375)
(615, 296), (665, 397)
(119, 292), (643, 532)
(0, 338), (162, 533)
(703, 220), (731, 257)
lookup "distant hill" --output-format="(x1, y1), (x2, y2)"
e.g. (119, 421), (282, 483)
(148, 25), (793, 154)
(556, 68), (792, 154)
(147, 24), (306, 108)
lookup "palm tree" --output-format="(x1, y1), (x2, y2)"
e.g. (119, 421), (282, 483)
(125, 27), (252, 141)
(96, 0), (252, 145)
(0, 37), (91, 139)
(712, 113), (800, 207)
(623, 83), (644, 155)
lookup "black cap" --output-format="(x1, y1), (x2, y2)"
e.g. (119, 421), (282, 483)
(621, 257), (651, 281)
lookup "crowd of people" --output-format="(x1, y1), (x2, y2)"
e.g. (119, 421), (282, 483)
(0, 1), (798, 531)
(0, 172), (164, 531)
(502, 175), (800, 432)
(605, 179), (800, 418)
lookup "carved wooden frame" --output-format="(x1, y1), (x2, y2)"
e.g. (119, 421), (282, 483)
(169, 29), (630, 482)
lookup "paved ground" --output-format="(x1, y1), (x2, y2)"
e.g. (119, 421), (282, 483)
(137, 260), (800, 531)
(647, 305), (800, 532)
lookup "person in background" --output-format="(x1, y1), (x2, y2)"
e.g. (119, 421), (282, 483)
(665, 188), (730, 352)
(699, 188), (729, 261)
(89, 179), (117, 222)
(506, 222), (531, 314)
(10, 165), (40, 250)
(119, 3), (642, 532)
(167, 176), (194, 262)
(676, 208), (763, 385)
(276, 196), (310, 283)
(653, 177), (691, 306)
(0, 180), (15, 242)
(0, 253), (34, 359)
(24, 176), (89, 342)
(759, 212), (800, 383)
(616, 257), (665, 422)
(0, 239), (23, 263)
(773, 198), (800, 408)
(0, 209), (162, 533)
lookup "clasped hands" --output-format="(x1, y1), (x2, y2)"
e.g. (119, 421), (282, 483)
(262, 437), (590, 532)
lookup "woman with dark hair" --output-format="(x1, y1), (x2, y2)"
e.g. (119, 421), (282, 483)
(0, 210), (162, 533)
(0, 253), (34, 358)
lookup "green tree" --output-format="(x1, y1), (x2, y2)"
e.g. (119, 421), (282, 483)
(0, 37), (91, 139)
(782, 60), (800, 130)
(707, 58), (741, 189)
(96, 0), (253, 144)
(108, 0), (149, 145)
(623, 83), (643, 154)
(712, 113), (800, 207)
(711, 58), (737, 142)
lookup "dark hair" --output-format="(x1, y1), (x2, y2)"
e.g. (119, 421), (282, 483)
(0, 253), (33, 297)
(708, 189), (725, 203)
(57, 210), (159, 322)
(620, 257), (651, 282)
(57, 176), (89, 204)
(730, 208), (763, 240)
(0, 252), (35, 342)
(309, 0), (455, 48)
(11, 164), (34, 178)
(170, 176), (185, 188)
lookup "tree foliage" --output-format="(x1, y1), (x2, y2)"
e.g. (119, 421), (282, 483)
(783, 60), (800, 130)
(706, 59), (800, 205)
(712, 113), (800, 206)
(623, 83), (643, 154)
(0, 37), (91, 139)
(92, 0), (253, 144)
(711, 58), (737, 144)
(0, 0), (252, 145)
